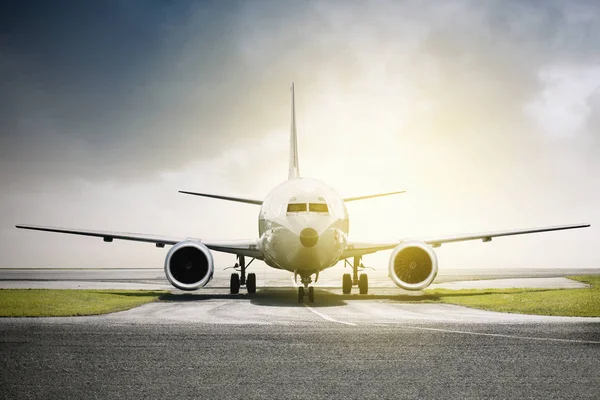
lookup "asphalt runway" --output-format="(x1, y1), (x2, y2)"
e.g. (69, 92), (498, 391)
(1, 287), (600, 399)
(1, 269), (599, 398)
(1, 267), (598, 290)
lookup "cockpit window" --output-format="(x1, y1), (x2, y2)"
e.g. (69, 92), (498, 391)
(309, 203), (328, 213)
(287, 203), (307, 212)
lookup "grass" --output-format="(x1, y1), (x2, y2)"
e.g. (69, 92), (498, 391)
(1, 276), (599, 318)
(0, 290), (165, 317)
(426, 275), (600, 317)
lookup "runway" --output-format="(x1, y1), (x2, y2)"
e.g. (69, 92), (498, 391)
(1, 269), (599, 398)
(1, 267), (598, 290)
(1, 289), (599, 399)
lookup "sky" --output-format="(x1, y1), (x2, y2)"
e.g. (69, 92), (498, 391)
(1, 0), (599, 274)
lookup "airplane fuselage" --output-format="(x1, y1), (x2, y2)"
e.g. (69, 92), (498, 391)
(258, 178), (349, 276)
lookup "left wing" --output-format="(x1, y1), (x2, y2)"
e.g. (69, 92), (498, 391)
(416, 223), (590, 248)
(15, 224), (263, 259)
(341, 223), (590, 259)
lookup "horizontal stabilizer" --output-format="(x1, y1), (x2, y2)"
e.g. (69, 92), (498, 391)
(179, 191), (263, 205)
(343, 191), (406, 202)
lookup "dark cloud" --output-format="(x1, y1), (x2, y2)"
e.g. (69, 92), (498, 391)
(1, 0), (600, 190)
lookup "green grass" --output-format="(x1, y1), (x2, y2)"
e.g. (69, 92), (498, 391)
(0, 290), (165, 317)
(426, 275), (600, 317)
(2, 276), (599, 318)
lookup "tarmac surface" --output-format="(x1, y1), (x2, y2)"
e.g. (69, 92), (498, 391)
(1, 267), (598, 290)
(1, 268), (599, 399)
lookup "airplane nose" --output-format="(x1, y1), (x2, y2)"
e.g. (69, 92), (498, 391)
(299, 227), (318, 248)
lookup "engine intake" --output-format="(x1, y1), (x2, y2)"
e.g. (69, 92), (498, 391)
(164, 241), (214, 291)
(389, 241), (438, 290)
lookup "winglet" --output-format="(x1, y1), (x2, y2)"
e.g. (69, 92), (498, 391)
(288, 82), (300, 180)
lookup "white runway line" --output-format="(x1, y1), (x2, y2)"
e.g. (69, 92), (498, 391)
(398, 325), (600, 344)
(304, 305), (357, 326)
(293, 274), (356, 325)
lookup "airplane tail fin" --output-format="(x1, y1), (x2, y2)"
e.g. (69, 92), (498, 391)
(288, 83), (300, 180)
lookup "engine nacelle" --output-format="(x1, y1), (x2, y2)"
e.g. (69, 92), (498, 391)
(164, 240), (214, 291)
(389, 241), (438, 291)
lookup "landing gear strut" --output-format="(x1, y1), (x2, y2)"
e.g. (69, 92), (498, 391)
(229, 255), (256, 294)
(342, 256), (369, 295)
(296, 273), (316, 304)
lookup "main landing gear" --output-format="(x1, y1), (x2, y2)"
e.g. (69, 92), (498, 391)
(229, 255), (257, 294)
(296, 272), (317, 304)
(342, 256), (369, 295)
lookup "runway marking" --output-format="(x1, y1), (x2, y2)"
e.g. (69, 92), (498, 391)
(292, 275), (356, 325)
(399, 325), (600, 344)
(304, 305), (357, 326)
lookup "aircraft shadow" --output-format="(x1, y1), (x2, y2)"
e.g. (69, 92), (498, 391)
(158, 288), (441, 308)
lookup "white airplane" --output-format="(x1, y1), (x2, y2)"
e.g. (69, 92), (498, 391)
(16, 84), (590, 303)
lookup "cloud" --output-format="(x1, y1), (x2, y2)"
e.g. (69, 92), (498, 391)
(526, 66), (600, 137)
(2, 0), (599, 269)
(2, 1), (600, 186)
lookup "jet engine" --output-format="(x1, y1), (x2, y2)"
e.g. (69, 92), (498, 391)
(389, 241), (438, 290)
(164, 240), (214, 291)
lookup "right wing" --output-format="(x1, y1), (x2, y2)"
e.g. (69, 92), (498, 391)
(15, 224), (263, 259)
(179, 191), (263, 205)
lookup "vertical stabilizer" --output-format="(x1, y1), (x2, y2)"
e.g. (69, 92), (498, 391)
(288, 83), (300, 180)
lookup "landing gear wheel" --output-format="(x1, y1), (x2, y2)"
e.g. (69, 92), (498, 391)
(359, 273), (369, 294)
(342, 273), (352, 294)
(298, 287), (305, 303)
(247, 273), (256, 294)
(230, 273), (240, 294)
(308, 286), (314, 303)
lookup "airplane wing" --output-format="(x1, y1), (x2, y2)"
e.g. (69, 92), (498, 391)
(340, 241), (399, 258)
(15, 225), (263, 259)
(340, 223), (590, 259)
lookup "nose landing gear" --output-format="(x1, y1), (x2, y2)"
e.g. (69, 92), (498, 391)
(296, 272), (317, 303)
(228, 255), (256, 294)
(342, 256), (369, 295)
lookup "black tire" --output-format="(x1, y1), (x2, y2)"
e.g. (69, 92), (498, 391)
(359, 273), (369, 295)
(298, 287), (305, 303)
(308, 286), (314, 303)
(247, 273), (256, 294)
(230, 273), (240, 294)
(342, 273), (352, 294)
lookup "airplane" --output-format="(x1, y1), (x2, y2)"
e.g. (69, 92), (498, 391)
(16, 83), (590, 303)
